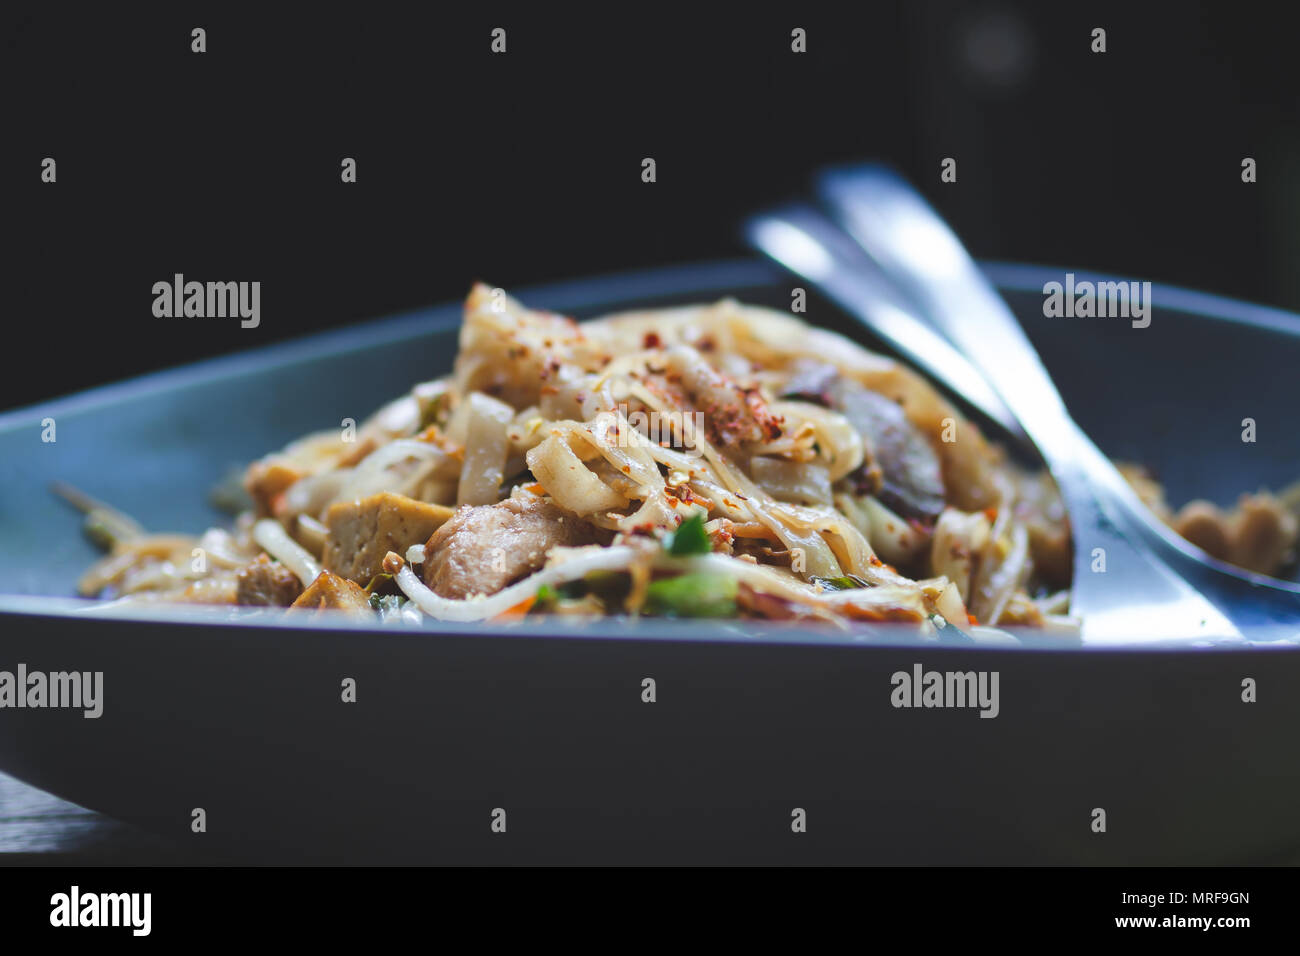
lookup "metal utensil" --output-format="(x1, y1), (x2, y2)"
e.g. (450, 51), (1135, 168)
(747, 166), (1300, 641)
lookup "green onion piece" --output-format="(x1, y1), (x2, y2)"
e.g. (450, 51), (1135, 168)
(363, 572), (394, 595)
(810, 574), (872, 591)
(643, 573), (737, 618)
(51, 482), (146, 552)
(665, 512), (711, 557)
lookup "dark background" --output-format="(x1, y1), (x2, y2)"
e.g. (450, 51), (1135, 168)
(4, 2), (1297, 412)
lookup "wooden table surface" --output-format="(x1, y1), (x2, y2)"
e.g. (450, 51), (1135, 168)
(8, 769), (1298, 866)
(0, 770), (198, 865)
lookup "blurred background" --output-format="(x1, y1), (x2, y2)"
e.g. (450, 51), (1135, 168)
(5, 1), (1297, 411)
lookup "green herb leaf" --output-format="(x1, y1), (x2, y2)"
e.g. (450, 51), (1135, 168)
(665, 512), (711, 557)
(417, 391), (449, 430)
(363, 572), (394, 596)
(643, 573), (737, 618)
(810, 574), (872, 591)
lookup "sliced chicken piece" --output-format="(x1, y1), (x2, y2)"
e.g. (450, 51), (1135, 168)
(646, 345), (784, 449)
(454, 283), (609, 409)
(286, 571), (372, 617)
(322, 492), (455, 585)
(422, 496), (609, 599)
(235, 553), (304, 607)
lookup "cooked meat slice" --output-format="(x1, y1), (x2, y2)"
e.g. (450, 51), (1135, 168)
(322, 493), (455, 585)
(646, 345), (783, 448)
(286, 571), (371, 616)
(235, 553), (304, 606)
(832, 379), (946, 524)
(423, 496), (609, 599)
(779, 359), (840, 407)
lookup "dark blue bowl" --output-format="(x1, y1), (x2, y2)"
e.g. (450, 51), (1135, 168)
(0, 260), (1297, 863)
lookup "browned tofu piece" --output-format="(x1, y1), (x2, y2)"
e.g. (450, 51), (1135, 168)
(322, 492), (455, 585)
(244, 460), (303, 517)
(235, 554), (304, 606)
(286, 571), (371, 617)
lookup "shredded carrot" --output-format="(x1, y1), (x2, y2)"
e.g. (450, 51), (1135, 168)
(493, 594), (537, 620)
(967, 613), (979, 626)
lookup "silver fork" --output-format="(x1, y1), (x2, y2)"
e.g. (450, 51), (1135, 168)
(746, 167), (1300, 642)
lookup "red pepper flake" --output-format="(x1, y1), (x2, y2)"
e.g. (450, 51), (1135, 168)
(671, 484), (697, 505)
(643, 331), (662, 349)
